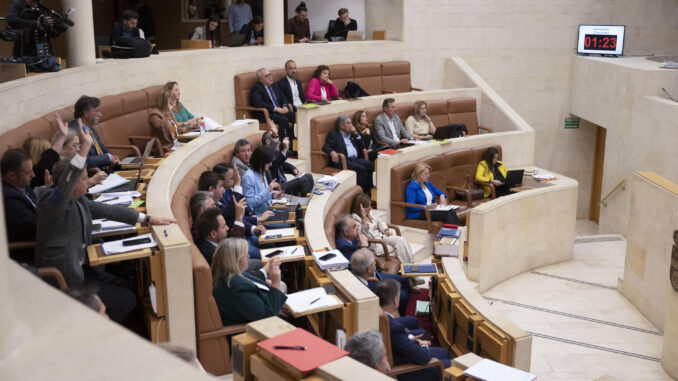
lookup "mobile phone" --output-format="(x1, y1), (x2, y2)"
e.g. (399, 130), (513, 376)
(319, 253), (336, 261)
(313, 189), (324, 195)
(265, 249), (284, 258)
(410, 265), (419, 272)
(122, 237), (151, 247)
(323, 283), (337, 295)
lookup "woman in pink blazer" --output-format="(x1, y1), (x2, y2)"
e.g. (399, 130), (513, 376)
(305, 65), (339, 102)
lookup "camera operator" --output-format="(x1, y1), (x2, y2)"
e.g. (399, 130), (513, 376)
(6, 0), (58, 57)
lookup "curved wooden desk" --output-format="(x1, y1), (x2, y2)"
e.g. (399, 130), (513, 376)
(467, 168), (578, 293)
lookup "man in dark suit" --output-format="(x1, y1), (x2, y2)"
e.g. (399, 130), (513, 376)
(250, 67), (295, 140)
(276, 60), (306, 112)
(322, 114), (374, 193)
(351, 248), (410, 316)
(34, 123), (174, 322)
(374, 279), (451, 381)
(262, 131), (313, 196)
(68, 95), (120, 170)
(334, 214), (368, 262)
(1, 148), (37, 243)
(110, 9), (145, 43)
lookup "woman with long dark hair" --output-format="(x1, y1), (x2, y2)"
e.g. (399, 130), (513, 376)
(475, 147), (509, 197)
(191, 14), (221, 47)
(241, 145), (283, 216)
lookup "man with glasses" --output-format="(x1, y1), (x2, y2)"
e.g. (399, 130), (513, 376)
(250, 67), (295, 140)
(334, 213), (369, 262)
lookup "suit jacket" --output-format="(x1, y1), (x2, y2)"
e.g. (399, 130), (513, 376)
(250, 82), (289, 114)
(269, 150), (297, 185)
(220, 188), (257, 234)
(213, 271), (287, 326)
(68, 120), (112, 168)
(275, 77), (306, 110)
(405, 179), (446, 219)
(242, 169), (272, 216)
(388, 315), (434, 367)
(31, 148), (60, 188)
(111, 21), (142, 44)
(374, 113), (413, 147)
(335, 235), (359, 262)
(305, 77), (339, 102)
(327, 18), (357, 39)
(34, 161), (139, 287)
(2, 181), (37, 242)
(322, 129), (365, 160)
(149, 109), (179, 153)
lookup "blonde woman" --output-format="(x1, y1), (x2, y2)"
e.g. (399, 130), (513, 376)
(405, 162), (459, 224)
(211, 238), (287, 326)
(351, 193), (415, 264)
(149, 89), (190, 153)
(404, 100), (436, 139)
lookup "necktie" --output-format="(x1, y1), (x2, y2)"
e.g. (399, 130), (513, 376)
(266, 86), (279, 108)
(23, 188), (36, 209)
(87, 127), (104, 155)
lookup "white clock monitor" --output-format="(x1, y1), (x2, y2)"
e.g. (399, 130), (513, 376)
(577, 25), (625, 56)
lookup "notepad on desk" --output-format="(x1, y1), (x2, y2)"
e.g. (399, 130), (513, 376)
(312, 249), (349, 271)
(403, 263), (437, 275)
(284, 287), (342, 315)
(463, 358), (536, 381)
(88, 173), (129, 194)
(261, 228), (295, 239)
(95, 195), (134, 206)
(101, 233), (156, 255)
(261, 245), (305, 262)
(434, 204), (459, 211)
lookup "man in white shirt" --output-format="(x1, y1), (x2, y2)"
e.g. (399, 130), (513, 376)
(276, 60), (307, 111)
(374, 98), (414, 148)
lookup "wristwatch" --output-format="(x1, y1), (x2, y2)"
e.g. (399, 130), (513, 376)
(144, 214), (151, 224)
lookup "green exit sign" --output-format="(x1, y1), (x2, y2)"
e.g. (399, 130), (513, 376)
(565, 117), (580, 129)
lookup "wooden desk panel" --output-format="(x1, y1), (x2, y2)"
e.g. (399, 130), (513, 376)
(87, 244), (153, 266)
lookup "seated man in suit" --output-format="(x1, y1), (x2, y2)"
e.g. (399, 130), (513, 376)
(322, 114), (374, 193)
(110, 9), (145, 43)
(374, 279), (452, 381)
(374, 98), (414, 148)
(334, 214), (368, 262)
(262, 131), (314, 196)
(2, 148), (37, 245)
(34, 122), (174, 322)
(68, 95), (120, 170)
(344, 330), (391, 374)
(276, 60), (306, 111)
(250, 68), (295, 140)
(351, 248), (409, 316)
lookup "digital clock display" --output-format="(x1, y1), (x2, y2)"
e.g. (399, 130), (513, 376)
(577, 25), (625, 56)
(583, 34), (617, 51)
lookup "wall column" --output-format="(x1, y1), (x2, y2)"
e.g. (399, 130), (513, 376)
(0, 188), (20, 361)
(263, 0), (284, 47)
(63, 0), (96, 67)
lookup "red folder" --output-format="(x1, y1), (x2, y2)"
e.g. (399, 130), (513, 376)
(257, 328), (348, 377)
(379, 148), (401, 156)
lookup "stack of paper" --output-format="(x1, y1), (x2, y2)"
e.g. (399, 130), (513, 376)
(101, 233), (156, 255)
(92, 219), (135, 234)
(434, 204), (459, 211)
(203, 116), (223, 130)
(533, 173), (556, 181)
(463, 359), (537, 381)
(95, 195), (134, 206)
(261, 228), (295, 239)
(312, 249), (349, 271)
(285, 287), (342, 314)
(317, 176), (340, 191)
(230, 119), (250, 126)
(88, 173), (129, 194)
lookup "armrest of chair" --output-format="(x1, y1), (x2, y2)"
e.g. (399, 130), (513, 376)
(391, 201), (433, 229)
(478, 125), (494, 133)
(362, 149), (369, 160)
(381, 89), (396, 94)
(387, 358), (445, 378)
(107, 144), (141, 157)
(367, 238), (392, 259)
(236, 105), (270, 121)
(128, 135), (164, 156)
(9, 241), (35, 250)
(336, 153), (348, 170)
(474, 180), (496, 199)
(411, 87), (423, 91)
(446, 185), (473, 207)
(386, 224), (401, 236)
(38, 267), (67, 290)
(198, 324), (247, 341)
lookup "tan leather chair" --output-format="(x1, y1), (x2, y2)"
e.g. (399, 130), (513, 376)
(327, 64), (354, 95)
(381, 61), (422, 94)
(379, 311), (445, 380)
(38, 267), (68, 290)
(352, 62), (382, 96)
(447, 98), (493, 136)
(310, 113), (368, 175)
(324, 185), (401, 274)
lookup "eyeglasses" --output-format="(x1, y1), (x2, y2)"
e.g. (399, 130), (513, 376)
(264, 73), (272, 77)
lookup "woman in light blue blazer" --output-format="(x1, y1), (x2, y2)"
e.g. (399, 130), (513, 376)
(405, 162), (459, 224)
(241, 145), (283, 216)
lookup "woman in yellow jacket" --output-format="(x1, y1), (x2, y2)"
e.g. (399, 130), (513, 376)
(475, 147), (509, 198)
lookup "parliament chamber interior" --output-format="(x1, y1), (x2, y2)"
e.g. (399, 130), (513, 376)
(1, 0), (678, 380)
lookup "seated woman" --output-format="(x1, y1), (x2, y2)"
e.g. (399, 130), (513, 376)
(475, 146), (509, 197)
(405, 100), (436, 139)
(242, 145), (283, 216)
(351, 193), (417, 266)
(406, 162), (459, 224)
(190, 14), (221, 47)
(352, 110), (381, 161)
(305, 65), (339, 102)
(149, 89), (191, 153)
(239, 15), (264, 45)
(212, 238), (286, 326)
(163, 81), (198, 130)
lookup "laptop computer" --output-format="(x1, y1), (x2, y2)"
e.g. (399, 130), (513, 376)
(120, 138), (155, 166)
(103, 138), (155, 193)
(503, 169), (525, 189)
(346, 31), (363, 41)
(227, 33), (247, 47)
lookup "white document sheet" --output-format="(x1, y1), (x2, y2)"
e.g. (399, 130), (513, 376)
(88, 173), (129, 194)
(463, 359), (537, 381)
(434, 204), (459, 211)
(261, 228), (295, 239)
(203, 116), (223, 130)
(96, 191), (141, 198)
(285, 287), (341, 314)
(101, 233), (156, 255)
(261, 245), (305, 261)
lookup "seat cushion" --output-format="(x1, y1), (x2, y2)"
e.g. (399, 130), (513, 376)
(381, 61), (412, 93)
(352, 62), (382, 96)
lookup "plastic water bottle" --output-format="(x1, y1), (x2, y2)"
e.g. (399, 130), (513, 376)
(250, 30), (255, 45)
(199, 117), (206, 134)
(295, 203), (304, 234)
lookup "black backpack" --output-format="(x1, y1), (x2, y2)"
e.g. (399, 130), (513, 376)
(342, 81), (370, 98)
(110, 37), (152, 59)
